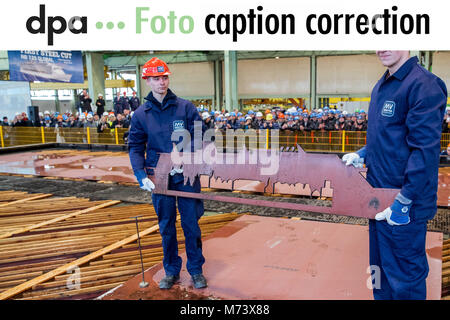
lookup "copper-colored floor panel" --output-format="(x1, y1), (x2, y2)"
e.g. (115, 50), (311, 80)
(0, 151), (136, 183)
(102, 215), (443, 300)
(438, 167), (450, 207)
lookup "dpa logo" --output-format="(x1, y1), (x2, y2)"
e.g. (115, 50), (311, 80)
(173, 120), (185, 131)
(26, 5), (87, 46)
(381, 101), (395, 117)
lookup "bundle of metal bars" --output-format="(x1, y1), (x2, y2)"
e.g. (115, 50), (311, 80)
(0, 191), (238, 300)
(443, 239), (450, 299)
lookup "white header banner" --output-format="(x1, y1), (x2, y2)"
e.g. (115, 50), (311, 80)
(1, 0), (449, 50)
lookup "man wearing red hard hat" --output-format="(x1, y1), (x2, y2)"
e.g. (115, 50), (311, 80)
(128, 57), (207, 290)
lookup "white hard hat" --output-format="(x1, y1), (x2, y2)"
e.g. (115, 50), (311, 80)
(202, 112), (210, 120)
(245, 116), (252, 120)
(44, 110), (50, 115)
(342, 110), (348, 115)
(87, 114), (93, 119)
(102, 112), (109, 116)
(225, 113), (230, 117)
(39, 112), (43, 117)
(256, 112), (263, 117)
(98, 93), (103, 97)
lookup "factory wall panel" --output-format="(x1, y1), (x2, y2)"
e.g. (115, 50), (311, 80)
(237, 57), (310, 97)
(30, 100), (56, 113)
(140, 61), (215, 99)
(317, 54), (385, 95)
(30, 100), (75, 114)
(432, 51), (450, 89)
(0, 81), (31, 122)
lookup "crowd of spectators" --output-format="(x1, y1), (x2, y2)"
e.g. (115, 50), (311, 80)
(0, 90), (136, 133)
(200, 105), (368, 133)
(3, 92), (450, 137)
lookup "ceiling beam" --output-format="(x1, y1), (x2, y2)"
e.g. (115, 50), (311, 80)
(104, 50), (376, 69)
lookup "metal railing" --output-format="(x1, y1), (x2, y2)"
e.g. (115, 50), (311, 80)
(1, 126), (449, 153)
(0, 126), (127, 148)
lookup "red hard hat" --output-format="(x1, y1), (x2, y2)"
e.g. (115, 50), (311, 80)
(142, 57), (171, 79)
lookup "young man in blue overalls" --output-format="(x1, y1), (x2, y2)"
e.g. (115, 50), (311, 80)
(128, 57), (207, 290)
(343, 51), (447, 299)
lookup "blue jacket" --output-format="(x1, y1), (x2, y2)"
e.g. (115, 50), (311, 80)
(128, 89), (203, 178)
(113, 97), (123, 114)
(121, 96), (131, 111)
(129, 97), (141, 111)
(358, 56), (447, 221)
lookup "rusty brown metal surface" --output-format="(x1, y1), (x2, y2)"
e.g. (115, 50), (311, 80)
(0, 151), (136, 183)
(102, 215), (443, 300)
(1, 149), (449, 213)
(438, 167), (450, 207)
(152, 145), (399, 219)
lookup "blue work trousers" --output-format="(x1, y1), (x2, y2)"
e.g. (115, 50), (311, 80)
(369, 219), (429, 300)
(151, 174), (205, 277)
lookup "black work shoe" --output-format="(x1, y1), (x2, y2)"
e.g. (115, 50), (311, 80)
(192, 274), (208, 289)
(159, 275), (180, 289)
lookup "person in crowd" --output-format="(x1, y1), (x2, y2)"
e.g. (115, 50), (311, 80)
(82, 94), (93, 113)
(121, 92), (131, 112)
(79, 89), (87, 110)
(352, 115), (368, 131)
(93, 113), (100, 126)
(12, 113), (30, 127)
(202, 112), (215, 130)
(129, 91), (140, 111)
(84, 114), (97, 128)
(251, 112), (265, 130)
(54, 115), (65, 128)
(97, 114), (109, 133)
(226, 112), (240, 130)
(106, 113), (117, 131)
(113, 92), (123, 115)
(1, 116), (9, 126)
(123, 108), (132, 122)
(114, 113), (129, 129)
(96, 93), (105, 116)
(42, 116), (52, 127)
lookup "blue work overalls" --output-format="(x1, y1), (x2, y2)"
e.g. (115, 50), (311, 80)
(359, 56), (447, 299)
(128, 89), (205, 277)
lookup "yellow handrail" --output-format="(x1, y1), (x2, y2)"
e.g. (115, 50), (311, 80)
(0, 127), (448, 154)
(40, 126), (45, 144)
(0, 126), (4, 148)
(114, 128), (119, 145)
(86, 127), (91, 144)
(341, 130), (346, 153)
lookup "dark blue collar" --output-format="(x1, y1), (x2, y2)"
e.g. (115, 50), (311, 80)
(388, 56), (419, 81)
(144, 89), (177, 111)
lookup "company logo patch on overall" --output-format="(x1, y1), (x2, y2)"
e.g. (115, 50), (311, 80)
(381, 101), (395, 117)
(173, 120), (185, 131)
